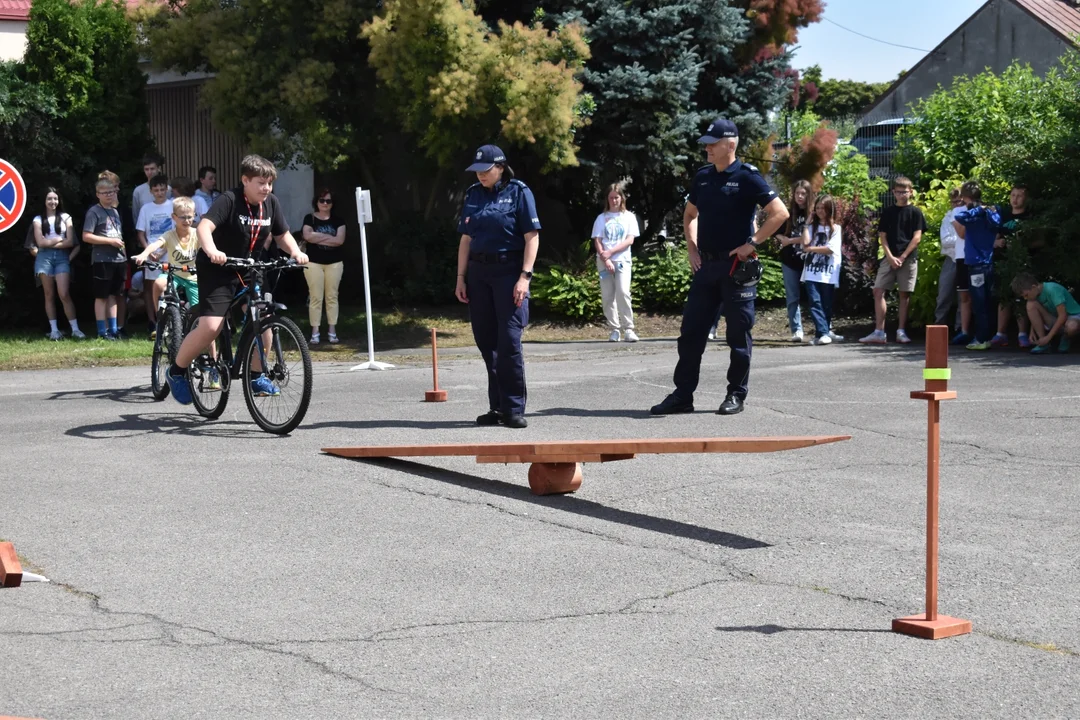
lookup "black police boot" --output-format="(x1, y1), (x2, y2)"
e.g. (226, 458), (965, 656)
(650, 394), (694, 415)
(476, 410), (502, 426)
(503, 415), (528, 429)
(717, 394), (744, 415)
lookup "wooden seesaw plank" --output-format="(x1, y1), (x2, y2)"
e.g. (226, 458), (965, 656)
(322, 436), (850, 461)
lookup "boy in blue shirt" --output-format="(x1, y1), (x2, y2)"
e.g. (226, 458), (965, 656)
(1010, 273), (1080, 354)
(952, 180), (1000, 351)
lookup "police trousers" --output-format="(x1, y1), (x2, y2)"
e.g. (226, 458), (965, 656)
(467, 260), (529, 416)
(673, 259), (756, 401)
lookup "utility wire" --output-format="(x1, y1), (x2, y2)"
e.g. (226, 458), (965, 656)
(821, 16), (938, 54)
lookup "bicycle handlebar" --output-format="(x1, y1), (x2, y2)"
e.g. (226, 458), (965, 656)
(138, 259), (196, 275)
(223, 257), (304, 270)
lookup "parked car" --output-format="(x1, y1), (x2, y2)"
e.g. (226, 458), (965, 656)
(851, 118), (915, 171)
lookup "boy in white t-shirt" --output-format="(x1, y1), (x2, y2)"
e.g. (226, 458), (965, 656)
(135, 174), (175, 336)
(592, 182), (640, 342)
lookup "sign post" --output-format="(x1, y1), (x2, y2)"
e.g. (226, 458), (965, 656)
(350, 187), (394, 371)
(0, 159), (28, 234)
(893, 325), (971, 640)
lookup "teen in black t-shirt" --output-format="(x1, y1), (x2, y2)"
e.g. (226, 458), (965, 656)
(165, 154), (309, 406)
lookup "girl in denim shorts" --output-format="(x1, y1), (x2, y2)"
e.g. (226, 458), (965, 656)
(30, 188), (84, 339)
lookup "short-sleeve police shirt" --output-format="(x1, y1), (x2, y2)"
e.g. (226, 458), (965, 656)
(201, 188), (290, 260)
(687, 160), (777, 254)
(458, 179), (542, 253)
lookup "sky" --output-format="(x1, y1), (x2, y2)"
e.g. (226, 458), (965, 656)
(791, 0), (988, 82)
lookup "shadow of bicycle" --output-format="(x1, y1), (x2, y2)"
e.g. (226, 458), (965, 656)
(66, 412), (271, 440)
(48, 385), (158, 405)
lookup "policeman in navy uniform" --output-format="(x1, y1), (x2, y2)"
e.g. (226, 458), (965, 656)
(650, 119), (790, 416)
(455, 145), (541, 429)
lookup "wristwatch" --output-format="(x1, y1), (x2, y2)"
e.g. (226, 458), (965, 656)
(748, 236), (761, 249)
(521, 270), (533, 280)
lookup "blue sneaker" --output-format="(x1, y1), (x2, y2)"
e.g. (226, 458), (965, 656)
(166, 369), (193, 405)
(1031, 344), (1052, 355)
(951, 332), (971, 346)
(250, 375), (280, 397)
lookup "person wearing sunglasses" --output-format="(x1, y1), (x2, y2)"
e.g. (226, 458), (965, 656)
(301, 189), (346, 344)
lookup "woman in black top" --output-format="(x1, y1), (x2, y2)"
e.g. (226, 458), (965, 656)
(775, 179), (813, 342)
(302, 188), (346, 344)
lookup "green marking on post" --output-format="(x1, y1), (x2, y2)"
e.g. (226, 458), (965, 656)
(923, 368), (951, 380)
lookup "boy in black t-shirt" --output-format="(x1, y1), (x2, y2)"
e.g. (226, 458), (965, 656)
(166, 154), (309, 405)
(860, 176), (927, 345)
(991, 184), (1034, 348)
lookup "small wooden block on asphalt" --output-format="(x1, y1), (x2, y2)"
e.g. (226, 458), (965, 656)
(0, 542), (23, 588)
(892, 614), (972, 640)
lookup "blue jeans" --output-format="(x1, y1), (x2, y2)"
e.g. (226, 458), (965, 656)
(804, 281), (835, 336)
(967, 262), (994, 343)
(782, 264), (803, 335)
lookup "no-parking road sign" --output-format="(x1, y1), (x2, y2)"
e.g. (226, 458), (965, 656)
(0, 158), (27, 233)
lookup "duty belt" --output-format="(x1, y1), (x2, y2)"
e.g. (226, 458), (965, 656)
(469, 251), (524, 264)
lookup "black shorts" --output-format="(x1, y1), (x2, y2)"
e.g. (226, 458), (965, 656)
(196, 265), (242, 317)
(92, 262), (126, 299)
(955, 260), (970, 292)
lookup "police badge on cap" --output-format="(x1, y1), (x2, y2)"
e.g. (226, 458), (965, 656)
(466, 144), (508, 172)
(698, 118), (739, 144)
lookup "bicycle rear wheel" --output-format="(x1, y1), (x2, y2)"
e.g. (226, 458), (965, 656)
(241, 316), (313, 435)
(150, 306), (182, 401)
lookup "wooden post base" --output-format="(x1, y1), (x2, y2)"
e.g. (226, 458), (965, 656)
(892, 614), (971, 640)
(424, 390), (448, 402)
(527, 462), (583, 495)
(0, 542), (23, 588)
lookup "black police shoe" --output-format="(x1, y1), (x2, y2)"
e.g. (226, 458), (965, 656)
(476, 410), (502, 426)
(503, 415), (528, 429)
(650, 394), (694, 415)
(717, 395), (744, 415)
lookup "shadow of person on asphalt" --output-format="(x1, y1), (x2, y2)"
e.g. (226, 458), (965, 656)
(303, 419), (483, 430)
(351, 457), (771, 550)
(48, 385), (157, 404)
(66, 413), (271, 440)
(531, 407), (658, 419)
(715, 624), (891, 634)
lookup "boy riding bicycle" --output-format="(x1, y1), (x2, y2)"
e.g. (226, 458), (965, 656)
(167, 155), (309, 405)
(132, 196), (200, 308)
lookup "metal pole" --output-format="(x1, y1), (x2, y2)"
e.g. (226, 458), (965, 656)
(350, 187), (393, 371)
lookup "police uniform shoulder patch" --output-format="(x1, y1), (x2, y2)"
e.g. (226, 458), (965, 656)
(744, 163), (761, 174)
(508, 179), (528, 189)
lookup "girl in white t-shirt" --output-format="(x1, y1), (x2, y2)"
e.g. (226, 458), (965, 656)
(31, 188), (83, 339)
(800, 194), (842, 345)
(592, 182), (640, 342)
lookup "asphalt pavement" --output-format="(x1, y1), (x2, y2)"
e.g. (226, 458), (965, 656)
(0, 338), (1077, 718)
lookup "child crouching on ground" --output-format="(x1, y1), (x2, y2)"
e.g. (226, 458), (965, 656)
(1010, 273), (1080, 354)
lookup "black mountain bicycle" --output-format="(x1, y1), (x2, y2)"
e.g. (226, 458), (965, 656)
(184, 257), (313, 435)
(144, 260), (194, 401)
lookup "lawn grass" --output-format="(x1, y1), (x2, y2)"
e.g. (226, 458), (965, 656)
(0, 304), (873, 372)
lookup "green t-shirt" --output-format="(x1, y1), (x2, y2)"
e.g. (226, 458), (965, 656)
(1037, 282), (1080, 316)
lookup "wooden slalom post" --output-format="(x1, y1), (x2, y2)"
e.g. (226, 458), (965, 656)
(0, 541), (23, 588)
(425, 328), (448, 402)
(892, 325), (971, 640)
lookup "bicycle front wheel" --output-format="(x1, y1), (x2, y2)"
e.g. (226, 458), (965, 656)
(241, 316), (313, 435)
(150, 306), (183, 401)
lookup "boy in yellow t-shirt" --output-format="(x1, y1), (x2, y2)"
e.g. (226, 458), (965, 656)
(133, 196), (200, 308)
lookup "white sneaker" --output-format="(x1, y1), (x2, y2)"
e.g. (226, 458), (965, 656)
(896, 329), (912, 344)
(310, 333), (320, 346)
(859, 330), (887, 344)
(71, 329), (86, 339)
(791, 332), (804, 343)
(623, 329), (639, 343)
(708, 325), (718, 340)
(608, 330), (621, 342)
(46, 329), (63, 341)
(828, 330), (844, 342)
(813, 334), (832, 345)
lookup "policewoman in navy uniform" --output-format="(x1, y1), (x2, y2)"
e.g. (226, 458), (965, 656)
(650, 119), (789, 416)
(455, 145), (541, 429)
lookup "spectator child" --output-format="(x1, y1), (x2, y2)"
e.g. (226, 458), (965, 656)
(83, 178), (126, 339)
(860, 176), (926, 345)
(775, 179), (813, 343)
(99, 170), (134, 338)
(302, 188), (347, 345)
(195, 166), (220, 207)
(952, 180), (1001, 351)
(135, 174), (175, 335)
(591, 182), (639, 343)
(132, 153), (172, 222)
(31, 188), (83, 339)
(800, 194), (842, 345)
(991, 184), (1033, 348)
(1011, 272), (1080, 354)
(936, 188), (968, 335)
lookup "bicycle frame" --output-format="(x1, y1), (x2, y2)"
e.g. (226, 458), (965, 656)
(202, 260), (290, 382)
